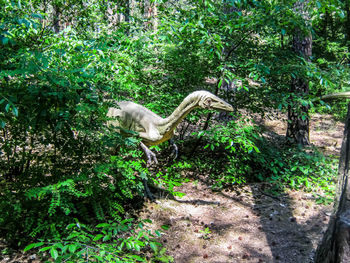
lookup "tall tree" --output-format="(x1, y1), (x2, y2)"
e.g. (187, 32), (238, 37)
(53, 3), (61, 33)
(286, 1), (312, 145)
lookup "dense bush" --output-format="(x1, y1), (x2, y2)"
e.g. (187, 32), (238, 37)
(165, 118), (338, 203)
(0, 0), (149, 251)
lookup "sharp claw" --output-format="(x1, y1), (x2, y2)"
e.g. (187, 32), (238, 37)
(141, 142), (158, 165)
(152, 153), (158, 164)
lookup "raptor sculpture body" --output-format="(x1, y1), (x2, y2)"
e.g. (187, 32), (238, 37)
(107, 90), (233, 199)
(107, 90), (234, 163)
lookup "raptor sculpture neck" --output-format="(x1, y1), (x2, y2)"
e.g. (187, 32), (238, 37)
(158, 92), (201, 135)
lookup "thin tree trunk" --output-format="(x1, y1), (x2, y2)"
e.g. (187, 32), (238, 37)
(143, 0), (157, 31)
(286, 77), (310, 145)
(323, 10), (329, 41)
(152, 3), (158, 31)
(286, 1), (312, 145)
(124, 0), (130, 23)
(53, 4), (60, 33)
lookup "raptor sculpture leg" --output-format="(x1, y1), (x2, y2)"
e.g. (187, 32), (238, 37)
(140, 142), (158, 165)
(169, 139), (178, 160)
(140, 142), (157, 200)
(140, 172), (154, 201)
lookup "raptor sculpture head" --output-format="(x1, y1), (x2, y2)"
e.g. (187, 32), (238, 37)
(195, 90), (234, 112)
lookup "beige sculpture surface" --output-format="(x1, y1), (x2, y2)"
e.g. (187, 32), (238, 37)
(321, 91), (350, 100)
(107, 90), (234, 164)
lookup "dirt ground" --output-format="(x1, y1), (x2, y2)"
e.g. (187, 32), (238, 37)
(139, 113), (344, 263)
(0, 114), (344, 263)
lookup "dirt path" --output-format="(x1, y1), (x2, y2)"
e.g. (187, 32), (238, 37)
(139, 114), (344, 263)
(141, 182), (332, 263)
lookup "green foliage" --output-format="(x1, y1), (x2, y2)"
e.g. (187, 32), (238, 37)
(175, 119), (337, 203)
(153, 160), (191, 197)
(0, 0), (149, 247)
(193, 117), (261, 189)
(251, 140), (337, 203)
(198, 227), (211, 240)
(0, 0), (346, 259)
(24, 219), (173, 263)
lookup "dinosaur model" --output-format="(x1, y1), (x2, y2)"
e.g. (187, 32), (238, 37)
(321, 91), (350, 100)
(107, 90), (233, 199)
(107, 90), (234, 164)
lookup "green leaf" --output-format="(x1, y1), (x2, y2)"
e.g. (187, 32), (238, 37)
(218, 78), (223, 88)
(50, 247), (58, 260)
(161, 225), (170, 230)
(39, 246), (51, 252)
(93, 234), (103, 241)
(103, 234), (111, 242)
(150, 242), (158, 252)
(96, 223), (109, 228)
(31, 13), (43, 19)
(68, 244), (77, 253)
(12, 107), (18, 116)
(134, 244), (141, 251)
(24, 242), (43, 252)
(2, 37), (9, 45)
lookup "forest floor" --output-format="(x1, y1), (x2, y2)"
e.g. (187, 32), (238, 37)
(0, 113), (344, 263)
(139, 113), (344, 263)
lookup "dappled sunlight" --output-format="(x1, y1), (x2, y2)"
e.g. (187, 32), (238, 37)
(139, 181), (332, 262)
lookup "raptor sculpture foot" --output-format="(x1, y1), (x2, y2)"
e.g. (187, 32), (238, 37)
(169, 139), (178, 160)
(140, 142), (158, 165)
(142, 178), (155, 200)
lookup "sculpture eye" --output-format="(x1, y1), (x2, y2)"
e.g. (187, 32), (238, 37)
(206, 98), (212, 106)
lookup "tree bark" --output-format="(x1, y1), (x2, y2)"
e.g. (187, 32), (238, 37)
(345, 0), (350, 44)
(286, 76), (310, 145)
(314, 102), (350, 263)
(53, 4), (60, 33)
(286, 1), (312, 145)
(143, 0), (157, 31)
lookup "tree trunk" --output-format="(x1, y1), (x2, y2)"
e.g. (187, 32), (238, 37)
(286, 1), (312, 145)
(143, 0), (157, 31)
(286, 77), (310, 145)
(53, 4), (60, 33)
(323, 10), (329, 41)
(314, 102), (350, 263)
(345, 1), (350, 44)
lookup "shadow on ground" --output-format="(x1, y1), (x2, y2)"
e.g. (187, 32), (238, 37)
(139, 116), (336, 262)
(140, 175), (331, 263)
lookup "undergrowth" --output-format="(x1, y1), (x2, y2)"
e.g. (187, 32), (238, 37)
(24, 219), (172, 263)
(155, 118), (338, 205)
